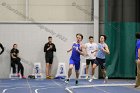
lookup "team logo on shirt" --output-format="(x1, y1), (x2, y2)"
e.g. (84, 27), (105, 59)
(73, 45), (79, 50)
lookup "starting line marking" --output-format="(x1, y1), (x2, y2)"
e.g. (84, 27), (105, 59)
(65, 83), (135, 93)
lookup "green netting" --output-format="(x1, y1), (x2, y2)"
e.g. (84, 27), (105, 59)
(104, 0), (140, 78)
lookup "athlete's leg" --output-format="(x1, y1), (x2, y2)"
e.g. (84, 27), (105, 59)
(89, 59), (98, 82)
(75, 61), (80, 85)
(48, 58), (53, 78)
(15, 57), (26, 78)
(11, 61), (16, 74)
(68, 64), (74, 78)
(86, 59), (90, 79)
(46, 63), (49, 77)
(75, 70), (79, 85)
(75, 70), (79, 79)
(91, 59), (96, 78)
(18, 62), (25, 78)
(101, 69), (107, 78)
(135, 60), (140, 87)
(65, 59), (74, 83)
(16, 57), (21, 74)
(45, 57), (50, 78)
(99, 59), (108, 83)
(101, 69), (108, 83)
(91, 63), (97, 78)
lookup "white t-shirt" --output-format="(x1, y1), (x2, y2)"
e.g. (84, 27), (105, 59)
(85, 42), (98, 59)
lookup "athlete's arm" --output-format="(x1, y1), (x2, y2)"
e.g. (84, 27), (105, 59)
(11, 53), (16, 59)
(138, 48), (140, 59)
(44, 44), (48, 52)
(84, 44), (88, 56)
(47, 46), (51, 51)
(77, 44), (86, 56)
(67, 42), (75, 53)
(91, 49), (98, 53)
(17, 52), (19, 57)
(52, 44), (56, 52)
(91, 44), (98, 54)
(67, 48), (72, 53)
(102, 44), (110, 54)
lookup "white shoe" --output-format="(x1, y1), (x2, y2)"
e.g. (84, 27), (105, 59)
(88, 79), (93, 82)
(104, 76), (108, 83)
(93, 76), (97, 79)
(85, 76), (89, 79)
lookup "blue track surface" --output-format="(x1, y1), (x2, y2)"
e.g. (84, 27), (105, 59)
(0, 79), (139, 93)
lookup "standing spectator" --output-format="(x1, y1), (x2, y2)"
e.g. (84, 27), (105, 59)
(44, 36), (56, 79)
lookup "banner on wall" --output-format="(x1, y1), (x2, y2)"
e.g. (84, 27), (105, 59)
(55, 63), (67, 79)
(33, 63), (42, 79)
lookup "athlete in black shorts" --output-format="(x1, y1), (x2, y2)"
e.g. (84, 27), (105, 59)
(44, 36), (56, 79)
(85, 36), (98, 79)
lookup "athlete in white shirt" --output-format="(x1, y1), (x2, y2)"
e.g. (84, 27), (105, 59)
(85, 36), (98, 79)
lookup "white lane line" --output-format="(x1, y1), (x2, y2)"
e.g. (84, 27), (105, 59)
(34, 80), (64, 93)
(0, 83), (28, 87)
(56, 79), (71, 86)
(34, 87), (57, 93)
(35, 89), (38, 93)
(0, 86), (11, 88)
(2, 89), (7, 93)
(2, 87), (27, 93)
(94, 87), (110, 93)
(52, 80), (62, 87)
(65, 88), (73, 93)
(26, 79), (32, 93)
(69, 83), (135, 89)
(65, 83), (135, 93)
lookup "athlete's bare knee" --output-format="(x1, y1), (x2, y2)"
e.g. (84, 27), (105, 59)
(92, 64), (97, 69)
(86, 65), (89, 69)
(101, 69), (106, 72)
(75, 70), (79, 73)
(69, 65), (74, 70)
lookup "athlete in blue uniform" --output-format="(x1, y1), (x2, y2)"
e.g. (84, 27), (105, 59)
(65, 33), (85, 85)
(89, 35), (110, 83)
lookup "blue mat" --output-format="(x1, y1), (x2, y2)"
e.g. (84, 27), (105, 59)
(0, 79), (139, 93)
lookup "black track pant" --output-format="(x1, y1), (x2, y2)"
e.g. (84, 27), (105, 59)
(11, 57), (24, 76)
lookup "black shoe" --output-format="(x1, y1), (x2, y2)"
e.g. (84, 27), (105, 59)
(65, 79), (69, 84)
(134, 85), (140, 88)
(75, 80), (78, 85)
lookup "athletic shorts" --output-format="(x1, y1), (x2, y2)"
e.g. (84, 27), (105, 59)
(94, 57), (105, 69)
(69, 58), (80, 71)
(45, 57), (53, 64)
(86, 59), (95, 65)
